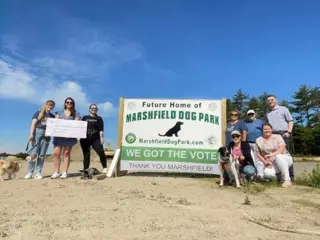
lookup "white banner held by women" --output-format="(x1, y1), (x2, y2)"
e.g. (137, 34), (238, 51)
(45, 119), (88, 138)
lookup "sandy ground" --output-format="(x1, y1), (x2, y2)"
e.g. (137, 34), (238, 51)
(0, 160), (320, 240)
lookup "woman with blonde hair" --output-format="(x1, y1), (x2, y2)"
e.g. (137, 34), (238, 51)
(255, 123), (293, 187)
(51, 97), (80, 179)
(25, 100), (55, 179)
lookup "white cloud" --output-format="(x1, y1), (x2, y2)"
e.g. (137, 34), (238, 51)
(0, 59), (116, 117)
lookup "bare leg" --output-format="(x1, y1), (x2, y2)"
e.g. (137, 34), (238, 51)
(53, 146), (62, 173)
(63, 147), (72, 173)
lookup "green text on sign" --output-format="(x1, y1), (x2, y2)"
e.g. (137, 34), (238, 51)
(121, 146), (218, 164)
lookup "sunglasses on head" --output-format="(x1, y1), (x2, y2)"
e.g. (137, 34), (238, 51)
(232, 135), (240, 139)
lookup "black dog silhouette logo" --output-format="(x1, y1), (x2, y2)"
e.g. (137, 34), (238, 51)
(158, 121), (184, 137)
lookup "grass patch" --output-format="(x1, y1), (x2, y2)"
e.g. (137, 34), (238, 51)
(242, 195), (251, 205)
(242, 180), (280, 194)
(296, 163), (320, 188)
(291, 199), (320, 210)
(201, 177), (280, 193)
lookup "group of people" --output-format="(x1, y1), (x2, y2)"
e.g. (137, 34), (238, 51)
(224, 94), (294, 187)
(24, 94), (295, 187)
(25, 97), (108, 180)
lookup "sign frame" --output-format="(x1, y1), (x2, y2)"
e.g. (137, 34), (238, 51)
(115, 97), (227, 177)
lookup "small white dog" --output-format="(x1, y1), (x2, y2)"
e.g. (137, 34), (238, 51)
(218, 146), (241, 188)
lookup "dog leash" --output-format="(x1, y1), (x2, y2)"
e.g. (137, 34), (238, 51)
(25, 141), (39, 155)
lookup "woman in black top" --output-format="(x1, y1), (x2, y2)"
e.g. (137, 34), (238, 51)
(80, 104), (107, 178)
(227, 130), (257, 182)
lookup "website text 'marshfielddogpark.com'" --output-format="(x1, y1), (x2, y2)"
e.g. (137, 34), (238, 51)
(138, 138), (204, 146)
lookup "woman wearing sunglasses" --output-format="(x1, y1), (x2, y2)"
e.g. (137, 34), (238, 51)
(80, 104), (107, 179)
(225, 110), (248, 146)
(227, 130), (257, 183)
(51, 97), (80, 179)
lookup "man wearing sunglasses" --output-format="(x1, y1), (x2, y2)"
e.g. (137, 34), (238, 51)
(245, 109), (265, 180)
(266, 94), (294, 181)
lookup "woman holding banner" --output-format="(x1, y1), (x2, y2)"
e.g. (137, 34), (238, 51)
(51, 97), (81, 179)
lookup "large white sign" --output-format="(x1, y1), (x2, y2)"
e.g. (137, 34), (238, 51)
(45, 118), (88, 138)
(120, 99), (223, 174)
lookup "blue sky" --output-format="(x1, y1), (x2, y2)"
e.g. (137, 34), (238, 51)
(0, 0), (319, 153)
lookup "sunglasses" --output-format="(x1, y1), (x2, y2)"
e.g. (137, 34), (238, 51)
(232, 135), (240, 139)
(248, 113), (254, 116)
(90, 108), (98, 111)
(66, 101), (73, 104)
(231, 114), (238, 116)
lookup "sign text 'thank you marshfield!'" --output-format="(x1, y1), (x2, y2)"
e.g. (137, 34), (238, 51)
(120, 99), (223, 175)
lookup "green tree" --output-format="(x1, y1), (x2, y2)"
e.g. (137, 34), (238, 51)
(309, 86), (320, 127)
(226, 98), (235, 121)
(256, 92), (269, 120)
(231, 89), (249, 118)
(15, 152), (28, 160)
(291, 85), (312, 127)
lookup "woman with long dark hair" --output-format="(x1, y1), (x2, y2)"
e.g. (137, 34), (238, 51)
(80, 104), (107, 179)
(51, 97), (80, 179)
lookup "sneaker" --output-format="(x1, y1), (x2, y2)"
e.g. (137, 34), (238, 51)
(24, 173), (33, 179)
(282, 181), (292, 188)
(102, 168), (108, 174)
(51, 172), (61, 179)
(60, 172), (68, 179)
(34, 173), (43, 180)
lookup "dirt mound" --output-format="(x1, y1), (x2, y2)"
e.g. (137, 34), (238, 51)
(70, 142), (99, 162)
(45, 142), (100, 162)
(5, 156), (23, 161)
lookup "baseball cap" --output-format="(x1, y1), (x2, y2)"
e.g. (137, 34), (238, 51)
(247, 109), (255, 115)
(231, 130), (241, 136)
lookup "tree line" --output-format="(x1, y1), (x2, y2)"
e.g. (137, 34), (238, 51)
(0, 84), (319, 158)
(228, 84), (320, 156)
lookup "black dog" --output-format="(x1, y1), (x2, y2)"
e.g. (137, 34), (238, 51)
(79, 167), (101, 179)
(158, 121), (184, 137)
(218, 147), (231, 164)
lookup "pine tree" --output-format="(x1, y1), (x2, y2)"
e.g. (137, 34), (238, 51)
(231, 89), (249, 118)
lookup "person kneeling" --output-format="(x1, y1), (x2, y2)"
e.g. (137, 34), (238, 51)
(228, 130), (257, 183)
(255, 123), (293, 188)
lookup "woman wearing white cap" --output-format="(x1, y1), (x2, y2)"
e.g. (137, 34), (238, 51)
(227, 130), (257, 182)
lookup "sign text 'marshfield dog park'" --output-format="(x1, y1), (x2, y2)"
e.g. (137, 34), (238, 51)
(120, 99), (224, 174)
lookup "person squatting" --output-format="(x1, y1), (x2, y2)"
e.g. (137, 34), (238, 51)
(223, 94), (294, 188)
(25, 98), (107, 180)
